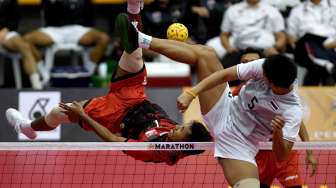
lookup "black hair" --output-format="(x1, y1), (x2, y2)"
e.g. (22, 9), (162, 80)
(188, 121), (212, 142)
(183, 121), (212, 155)
(262, 54), (297, 88)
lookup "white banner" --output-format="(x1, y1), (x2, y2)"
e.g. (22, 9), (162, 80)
(18, 91), (61, 140)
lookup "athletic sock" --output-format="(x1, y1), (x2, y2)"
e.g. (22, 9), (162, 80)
(30, 73), (42, 90)
(138, 32), (152, 49)
(21, 119), (32, 129)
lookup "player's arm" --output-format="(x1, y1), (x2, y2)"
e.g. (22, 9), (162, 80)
(177, 66), (238, 112)
(299, 122), (318, 176)
(271, 116), (294, 162)
(59, 102), (126, 142)
(193, 66), (238, 94)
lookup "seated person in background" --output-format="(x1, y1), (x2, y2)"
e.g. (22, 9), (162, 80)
(0, 0), (44, 89)
(143, 0), (186, 39)
(141, 0), (189, 60)
(6, 0), (212, 165)
(262, 0), (301, 18)
(287, 0), (336, 86)
(187, 0), (230, 44)
(206, 0), (286, 70)
(24, 0), (110, 67)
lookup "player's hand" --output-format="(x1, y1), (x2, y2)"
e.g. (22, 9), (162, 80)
(263, 47), (279, 57)
(306, 151), (318, 176)
(59, 101), (85, 122)
(177, 91), (194, 113)
(271, 116), (285, 132)
(241, 53), (260, 63)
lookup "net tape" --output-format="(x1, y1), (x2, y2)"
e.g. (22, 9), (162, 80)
(0, 141), (335, 150)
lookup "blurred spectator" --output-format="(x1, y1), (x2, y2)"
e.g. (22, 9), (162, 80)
(262, 0), (301, 17)
(0, 0), (43, 89)
(24, 0), (110, 66)
(141, 0), (187, 61)
(142, 0), (187, 38)
(287, 0), (336, 85)
(207, 0), (286, 69)
(187, 0), (231, 43)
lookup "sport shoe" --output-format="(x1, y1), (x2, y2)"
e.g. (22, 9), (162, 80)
(115, 13), (139, 54)
(6, 108), (37, 140)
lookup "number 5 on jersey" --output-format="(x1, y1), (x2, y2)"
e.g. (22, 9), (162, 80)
(248, 96), (258, 110)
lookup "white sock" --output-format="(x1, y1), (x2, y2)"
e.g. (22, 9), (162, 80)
(138, 32), (152, 49)
(30, 73), (42, 90)
(21, 119), (32, 128)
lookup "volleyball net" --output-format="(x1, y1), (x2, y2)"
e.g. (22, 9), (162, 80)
(0, 142), (335, 188)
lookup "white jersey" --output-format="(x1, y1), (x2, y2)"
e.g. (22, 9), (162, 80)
(287, 0), (336, 39)
(221, 1), (285, 49)
(232, 59), (303, 143)
(202, 58), (303, 165)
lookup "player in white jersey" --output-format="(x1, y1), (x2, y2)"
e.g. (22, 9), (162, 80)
(115, 15), (302, 187)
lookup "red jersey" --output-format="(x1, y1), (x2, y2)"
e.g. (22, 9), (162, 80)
(82, 66), (187, 165)
(82, 67), (147, 133)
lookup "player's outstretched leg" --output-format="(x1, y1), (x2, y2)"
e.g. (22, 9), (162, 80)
(114, 13), (222, 78)
(114, 13), (225, 114)
(5, 103), (75, 140)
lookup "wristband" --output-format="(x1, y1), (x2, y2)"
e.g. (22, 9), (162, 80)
(185, 89), (197, 98)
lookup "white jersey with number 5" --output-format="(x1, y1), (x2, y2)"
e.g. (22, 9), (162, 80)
(202, 58), (303, 165)
(233, 58), (303, 143)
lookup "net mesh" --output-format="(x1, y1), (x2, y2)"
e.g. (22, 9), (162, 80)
(0, 142), (335, 188)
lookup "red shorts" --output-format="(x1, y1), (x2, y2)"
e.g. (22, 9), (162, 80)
(82, 67), (147, 133)
(256, 150), (302, 187)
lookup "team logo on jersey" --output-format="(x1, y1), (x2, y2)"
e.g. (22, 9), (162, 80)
(284, 175), (298, 181)
(142, 76), (147, 85)
(145, 129), (157, 138)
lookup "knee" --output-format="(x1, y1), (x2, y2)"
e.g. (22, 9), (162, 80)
(196, 45), (218, 60)
(45, 106), (69, 128)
